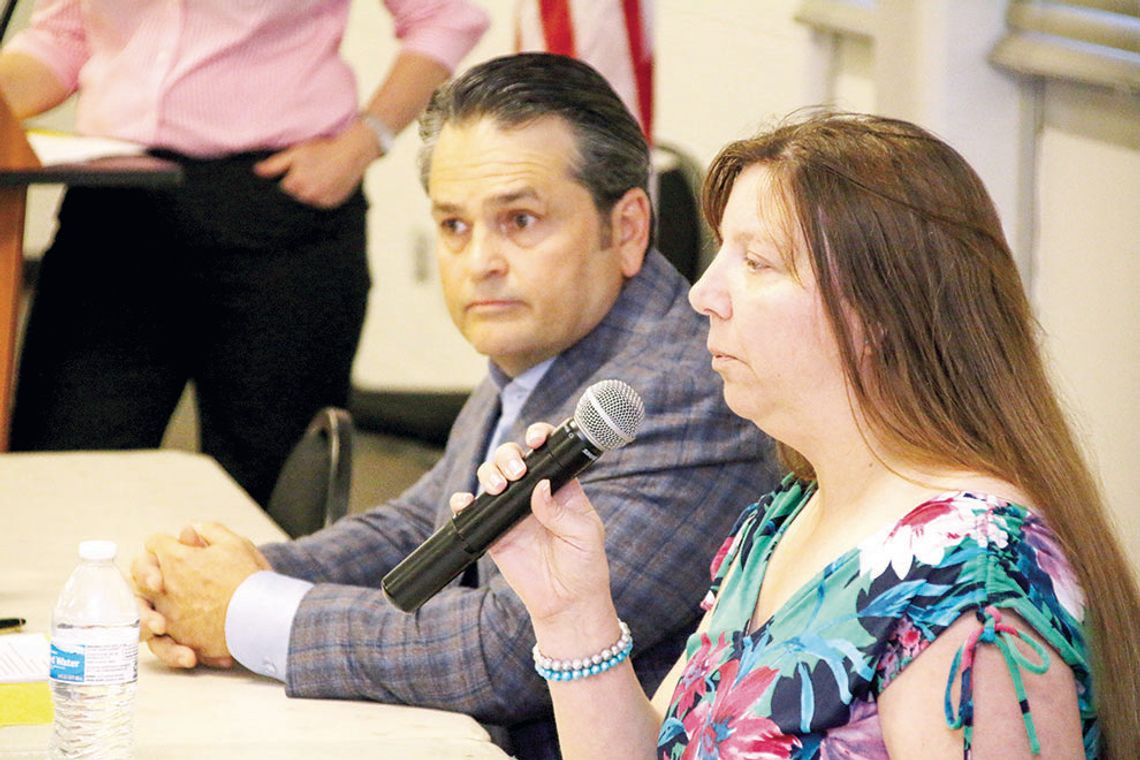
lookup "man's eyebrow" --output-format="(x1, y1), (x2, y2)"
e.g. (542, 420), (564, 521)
(431, 200), (461, 215)
(431, 188), (542, 215)
(490, 188), (541, 206)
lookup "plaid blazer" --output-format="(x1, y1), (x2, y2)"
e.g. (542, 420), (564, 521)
(260, 251), (777, 759)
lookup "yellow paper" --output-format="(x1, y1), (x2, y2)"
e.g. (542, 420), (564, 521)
(0, 681), (54, 726)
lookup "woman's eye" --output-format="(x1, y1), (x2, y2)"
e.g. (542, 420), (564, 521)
(510, 213), (536, 230)
(744, 256), (769, 272)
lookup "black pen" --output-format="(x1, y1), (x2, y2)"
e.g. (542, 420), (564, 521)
(0, 617), (26, 632)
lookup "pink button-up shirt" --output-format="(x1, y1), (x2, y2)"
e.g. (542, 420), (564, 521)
(7, 0), (489, 157)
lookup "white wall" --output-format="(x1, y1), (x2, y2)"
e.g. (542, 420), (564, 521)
(656, 0), (817, 160)
(341, 1), (503, 393)
(347, 0), (828, 394)
(12, 1), (1138, 568)
(774, 2), (1139, 571)
(348, 0), (1139, 570)
(1032, 82), (1140, 564)
(348, 0), (832, 393)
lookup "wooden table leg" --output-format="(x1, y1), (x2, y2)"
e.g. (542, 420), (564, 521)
(0, 187), (27, 450)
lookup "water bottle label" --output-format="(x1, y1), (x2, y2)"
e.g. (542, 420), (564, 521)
(50, 628), (138, 685)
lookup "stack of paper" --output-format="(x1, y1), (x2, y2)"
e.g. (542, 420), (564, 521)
(27, 130), (147, 166)
(0, 632), (53, 726)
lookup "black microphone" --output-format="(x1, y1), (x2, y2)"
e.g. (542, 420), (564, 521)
(382, 379), (645, 613)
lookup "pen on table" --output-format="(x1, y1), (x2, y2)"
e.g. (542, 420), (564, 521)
(0, 617), (27, 632)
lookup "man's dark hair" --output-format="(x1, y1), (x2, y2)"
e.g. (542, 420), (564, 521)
(419, 52), (652, 242)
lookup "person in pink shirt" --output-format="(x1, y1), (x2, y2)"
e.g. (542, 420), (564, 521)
(0, 0), (489, 505)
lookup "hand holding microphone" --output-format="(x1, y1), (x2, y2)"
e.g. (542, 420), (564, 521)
(382, 380), (644, 613)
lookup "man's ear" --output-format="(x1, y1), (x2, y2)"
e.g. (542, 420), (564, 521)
(609, 187), (651, 278)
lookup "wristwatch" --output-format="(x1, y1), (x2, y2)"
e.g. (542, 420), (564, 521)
(359, 113), (396, 157)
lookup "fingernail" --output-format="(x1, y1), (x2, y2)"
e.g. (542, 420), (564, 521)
(505, 460), (525, 478)
(489, 473), (506, 490)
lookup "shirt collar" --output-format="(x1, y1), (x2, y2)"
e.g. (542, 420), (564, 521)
(488, 356), (556, 395)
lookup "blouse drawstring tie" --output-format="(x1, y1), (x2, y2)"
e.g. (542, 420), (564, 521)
(943, 605), (1051, 757)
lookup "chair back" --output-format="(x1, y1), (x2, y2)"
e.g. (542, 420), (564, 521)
(652, 142), (712, 283)
(267, 407), (353, 538)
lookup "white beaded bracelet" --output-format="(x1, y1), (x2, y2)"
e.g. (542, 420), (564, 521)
(532, 620), (633, 682)
(358, 112), (396, 157)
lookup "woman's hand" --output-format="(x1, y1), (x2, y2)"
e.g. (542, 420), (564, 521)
(253, 122), (378, 209)
(451, 423), (615, 627)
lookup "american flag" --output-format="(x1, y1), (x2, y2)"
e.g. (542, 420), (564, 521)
(514, 0), (654, 140)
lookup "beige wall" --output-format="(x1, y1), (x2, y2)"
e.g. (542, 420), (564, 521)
(345, 0), (821, 392)
(1032, 83), (1140, 566)
(11, 1), (1138, 569)
(351, 0), (1140, 568)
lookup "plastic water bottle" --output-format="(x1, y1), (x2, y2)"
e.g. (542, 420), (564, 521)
(49, 540), (140, 759)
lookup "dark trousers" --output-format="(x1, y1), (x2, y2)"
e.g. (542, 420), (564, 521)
(11, 152), (370, 507)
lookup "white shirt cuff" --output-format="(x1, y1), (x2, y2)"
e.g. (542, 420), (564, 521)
(225, 571), (313, 682)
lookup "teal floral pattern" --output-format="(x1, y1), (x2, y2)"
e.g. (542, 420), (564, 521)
(657, 477), (1097, 759)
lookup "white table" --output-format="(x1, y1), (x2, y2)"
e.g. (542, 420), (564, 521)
(0, 451), (511, 759)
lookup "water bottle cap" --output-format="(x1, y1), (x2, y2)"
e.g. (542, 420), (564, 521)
(78, 540), (118, 561)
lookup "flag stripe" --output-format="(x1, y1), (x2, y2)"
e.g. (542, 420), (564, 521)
(539, 0), (577, 56)
(622, 0), (653, 139)
(516, 1), (653, 138)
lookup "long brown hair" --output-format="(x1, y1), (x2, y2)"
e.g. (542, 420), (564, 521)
(702, 111), (1139, 757)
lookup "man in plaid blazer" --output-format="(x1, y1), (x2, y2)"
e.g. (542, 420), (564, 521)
(136, 53), (775, 760)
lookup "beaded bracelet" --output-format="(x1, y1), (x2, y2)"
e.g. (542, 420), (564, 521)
(532, 620), (633, 682)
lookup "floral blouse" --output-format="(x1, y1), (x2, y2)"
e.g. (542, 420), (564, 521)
(657, 478), (1097, 759)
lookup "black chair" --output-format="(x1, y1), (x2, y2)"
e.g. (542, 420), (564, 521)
(266, 407), (353, 539)
(653, 142), (712, 284)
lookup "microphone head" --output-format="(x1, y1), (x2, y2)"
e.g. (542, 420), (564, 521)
(574, 380), (644, 451)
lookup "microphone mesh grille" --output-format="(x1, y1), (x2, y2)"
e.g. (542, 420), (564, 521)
(574, 379), (645, 451)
